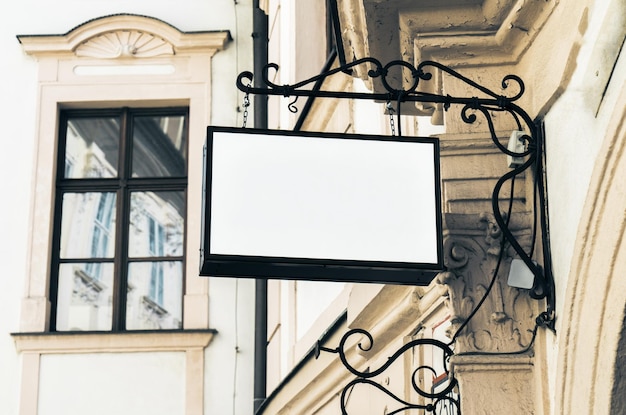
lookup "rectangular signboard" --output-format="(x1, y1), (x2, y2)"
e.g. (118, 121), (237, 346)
(200, 126), (444, 285)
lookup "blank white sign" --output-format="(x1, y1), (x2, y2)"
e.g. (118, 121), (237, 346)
(206, 128), (440, 265)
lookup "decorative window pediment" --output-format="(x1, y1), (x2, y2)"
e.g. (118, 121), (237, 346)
(16, 13), (225, 334)
(18, 14), (230, 58)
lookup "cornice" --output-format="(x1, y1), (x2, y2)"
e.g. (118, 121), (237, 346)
(12, 330), (216, 353)
(17, 14), (231, 58)
(338, 0), (557, 72)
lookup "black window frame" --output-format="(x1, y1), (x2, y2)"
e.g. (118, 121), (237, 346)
(50, 107), (189, 332)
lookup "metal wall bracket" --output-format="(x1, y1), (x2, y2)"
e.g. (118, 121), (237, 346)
(235, 56), (556, 414)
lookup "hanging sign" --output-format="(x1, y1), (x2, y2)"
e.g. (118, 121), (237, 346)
(200, 126), (444, 285)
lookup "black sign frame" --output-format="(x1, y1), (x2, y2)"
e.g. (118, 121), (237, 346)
(200, 126), (444, 285)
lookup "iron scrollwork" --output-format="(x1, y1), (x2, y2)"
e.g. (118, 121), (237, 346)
(316, 328), (460, 414)
(236, 56), (555, 319)
(236, 56), (556, 415)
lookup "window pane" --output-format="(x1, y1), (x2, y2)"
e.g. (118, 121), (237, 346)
(126, 261), (183, 330)
(56, 263), (114, 331)
(60, 192), (117, 259)
(128, 191), (184, 258)
(64, 117), (120, 178)
(132, 115), (187, 177)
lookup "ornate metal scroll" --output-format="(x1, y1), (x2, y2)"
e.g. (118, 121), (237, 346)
(316, 329), (460, 414)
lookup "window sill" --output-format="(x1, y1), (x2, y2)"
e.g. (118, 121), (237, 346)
(11, 329), (217, 353)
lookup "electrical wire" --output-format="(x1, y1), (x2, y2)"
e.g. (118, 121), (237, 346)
(232, 278), (240, 415)
(233, 0), (243, 127)
(447, 174), (516, 346)
(231, 7), (241, 415)
(447, 120), (555, 353)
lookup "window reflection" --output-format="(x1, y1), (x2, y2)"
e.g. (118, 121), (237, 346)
(58, 189), (184, 330)
(65, 117), (120, 178)
(132, 115), (187, 177)
(128, 191), (185, 258)
(56, 263), (114, 331)
(126, 261), (183, 330)
(60, 192), (117, 260)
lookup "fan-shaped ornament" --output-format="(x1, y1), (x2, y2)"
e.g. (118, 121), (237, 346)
(75, 30), (174, 58)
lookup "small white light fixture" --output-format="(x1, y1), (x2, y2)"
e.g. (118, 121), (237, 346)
(507, 130), (526, 167)
(507, 258), (536, 289)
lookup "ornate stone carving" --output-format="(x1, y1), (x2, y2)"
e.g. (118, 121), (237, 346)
(75, 30), (174, 58)
(437, 212), (536, 354)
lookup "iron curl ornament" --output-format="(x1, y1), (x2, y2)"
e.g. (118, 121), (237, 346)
(315, 328), (460, 414)
(236, 56), (556, 415)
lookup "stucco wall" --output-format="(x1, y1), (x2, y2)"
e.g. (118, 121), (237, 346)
(1, 13), (39, 415)
(0, 2), (256, 415)
(38, 352), (186, 415)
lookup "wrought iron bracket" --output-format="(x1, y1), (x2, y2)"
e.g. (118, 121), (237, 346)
(235, 56), (557, 414)
(236, 56), (555, 320)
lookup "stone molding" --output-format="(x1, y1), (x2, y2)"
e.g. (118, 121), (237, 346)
(409, 0), (557, 68)
(12, 330), (215, 353)
(338, 0), (557, 69)
(450, 354), (536, 414)
(17, 14), (230, 58)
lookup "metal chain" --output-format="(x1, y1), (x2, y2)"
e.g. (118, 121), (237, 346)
(386, 101), (396, 136)
(241, 88), (250, 128)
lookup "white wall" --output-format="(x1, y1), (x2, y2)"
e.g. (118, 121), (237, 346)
(0, 2), (256, 415)
(205, 278), (255, 414)
(0, 10), (39, 415)
(38, 352), (186, 415)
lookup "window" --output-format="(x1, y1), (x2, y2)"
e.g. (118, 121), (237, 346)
(16, 13), (229, 333)
(51, 107), (188, 331)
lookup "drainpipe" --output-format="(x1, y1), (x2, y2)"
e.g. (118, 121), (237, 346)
(252, 1), (268, 413)
(253, 0), (268, 130)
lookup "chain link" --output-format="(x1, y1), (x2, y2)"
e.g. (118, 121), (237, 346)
(386, 101), (396, 136)
(241, 88), (250, 128)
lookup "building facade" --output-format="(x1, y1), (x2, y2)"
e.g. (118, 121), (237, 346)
(257, 0), (626, 414)
(3, 0), (625, 414)
(0, 2), (259, 415)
